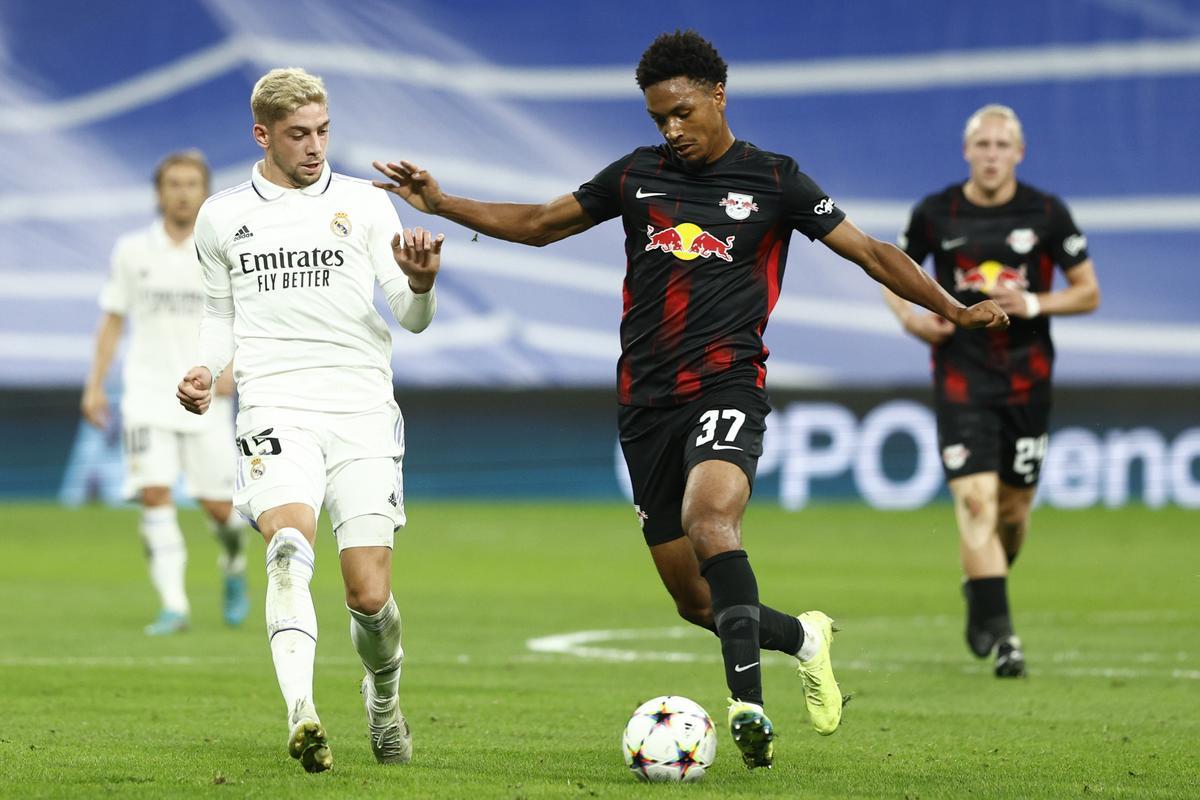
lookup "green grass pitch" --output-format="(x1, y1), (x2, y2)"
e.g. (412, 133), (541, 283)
(0, 502), (1196, 798)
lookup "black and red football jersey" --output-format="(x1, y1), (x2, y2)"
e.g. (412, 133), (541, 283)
(574, 140), (844, 407)
(901, 182), (1090, 406)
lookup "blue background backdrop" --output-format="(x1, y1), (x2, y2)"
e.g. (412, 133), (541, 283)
(2, 0), (1198, 389)
(1, 0), (1197, 506)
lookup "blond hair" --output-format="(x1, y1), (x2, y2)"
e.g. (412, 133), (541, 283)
(963, 104), (1024, 146)
(154, 149), (210, 191)
(250, 67), (327, 125)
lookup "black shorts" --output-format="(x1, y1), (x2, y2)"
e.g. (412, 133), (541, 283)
(936, 402), (1051, 487)
(618, 385), (770, 547)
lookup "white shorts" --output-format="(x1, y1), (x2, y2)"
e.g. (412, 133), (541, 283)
(123, 397), (237, 500)
(233, 400), (406, 549)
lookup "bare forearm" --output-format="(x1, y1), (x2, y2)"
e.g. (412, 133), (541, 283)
(866, 241), (964, 318)
(434, 193), (590, 247)
(1036, 281), (1100, 316)
(85, 315), (122, 389)
(881, 285), (915, 323)
(432, 195), (543, 245)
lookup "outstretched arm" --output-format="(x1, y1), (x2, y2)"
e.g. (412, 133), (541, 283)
(372, 160), (594, 247)
(821, 218), (1009, 330)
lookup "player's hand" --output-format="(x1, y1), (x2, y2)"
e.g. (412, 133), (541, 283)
(954, 299), (1010, 330)
(391, 227), (444, 294)
(904, 312), (955, 345)
(81, 384), (109, 429)
(989, 284), (1036, 318)
(372, 160), (444, 214)
(176, 366), (213, 415)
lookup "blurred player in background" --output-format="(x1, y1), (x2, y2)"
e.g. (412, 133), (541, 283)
(82, 150), (248, 636)
(374, 31), (1008, 769)
(177, 68), (443, 773)
(883, 104), (1100, 677)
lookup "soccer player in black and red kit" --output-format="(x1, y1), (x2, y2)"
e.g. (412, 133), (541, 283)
(884, 104), (1100, 678)
(375, 32), (1008, 768)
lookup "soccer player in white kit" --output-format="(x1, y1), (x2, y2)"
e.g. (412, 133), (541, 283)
(82, 150), (249, 636)
(176, 68), (442, 773)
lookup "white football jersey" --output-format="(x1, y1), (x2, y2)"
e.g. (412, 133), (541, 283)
(195, 161), (412, 413)
(99, 222), (210, 431)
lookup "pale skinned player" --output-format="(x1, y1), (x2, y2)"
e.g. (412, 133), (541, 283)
(176, 68), (443, 772)
(82, 150), (249, 635)
(883, 105), (1099, 676)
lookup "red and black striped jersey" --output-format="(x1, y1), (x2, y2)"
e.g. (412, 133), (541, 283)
(574, 140), (844, 407)
(901, 182), (1090, 406)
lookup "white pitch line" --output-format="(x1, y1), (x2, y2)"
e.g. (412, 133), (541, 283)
(525, 624), (1198, 681)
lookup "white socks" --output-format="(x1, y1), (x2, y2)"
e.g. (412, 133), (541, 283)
(265, 528), (318, 719)
(797, 616), (823, 661)
(140, 505), (188, 615)
(211, 512), (247, 576)
(348, 595), (404, 713)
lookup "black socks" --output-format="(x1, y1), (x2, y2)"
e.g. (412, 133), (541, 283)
(966, 576), (1014, 640)
(700, 550), (763, 706)
(760, 606), (803, 656)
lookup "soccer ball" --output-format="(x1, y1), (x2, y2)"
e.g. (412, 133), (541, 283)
(621, 695), (717, 782)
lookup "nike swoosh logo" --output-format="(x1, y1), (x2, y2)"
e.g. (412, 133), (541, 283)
(734, 662), (760, 673)
(941, 237), (968, 250)
(635, 188), (667, 199)
(712, 443), (744, 451)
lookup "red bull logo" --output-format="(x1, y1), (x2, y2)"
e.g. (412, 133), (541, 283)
(645, 222), (735, 262)
(954, 260), (1028, 294)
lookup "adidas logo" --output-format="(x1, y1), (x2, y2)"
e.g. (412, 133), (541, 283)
(233, 225), (253, 242)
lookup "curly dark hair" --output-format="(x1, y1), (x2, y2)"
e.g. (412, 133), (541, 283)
(635, 30), (728, 91)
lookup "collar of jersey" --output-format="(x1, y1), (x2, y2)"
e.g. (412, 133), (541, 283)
(151, 219), (192, 249)
(251, 160), (333, 200)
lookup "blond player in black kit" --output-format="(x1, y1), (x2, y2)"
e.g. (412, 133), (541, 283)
(884, 104), (1100, 678)
(374, 32), (1008, 769)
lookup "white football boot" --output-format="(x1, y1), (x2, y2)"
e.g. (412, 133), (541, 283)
(361, 674), (412, 764)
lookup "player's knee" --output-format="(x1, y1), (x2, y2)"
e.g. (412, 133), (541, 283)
(141, 486), (172, 507)
(958, 502), (997, 550)
(345, 584), (391, 616)
(683, 512), (740, 554)
(200, 499), (235, 524)
(958, 491), (993, 520)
